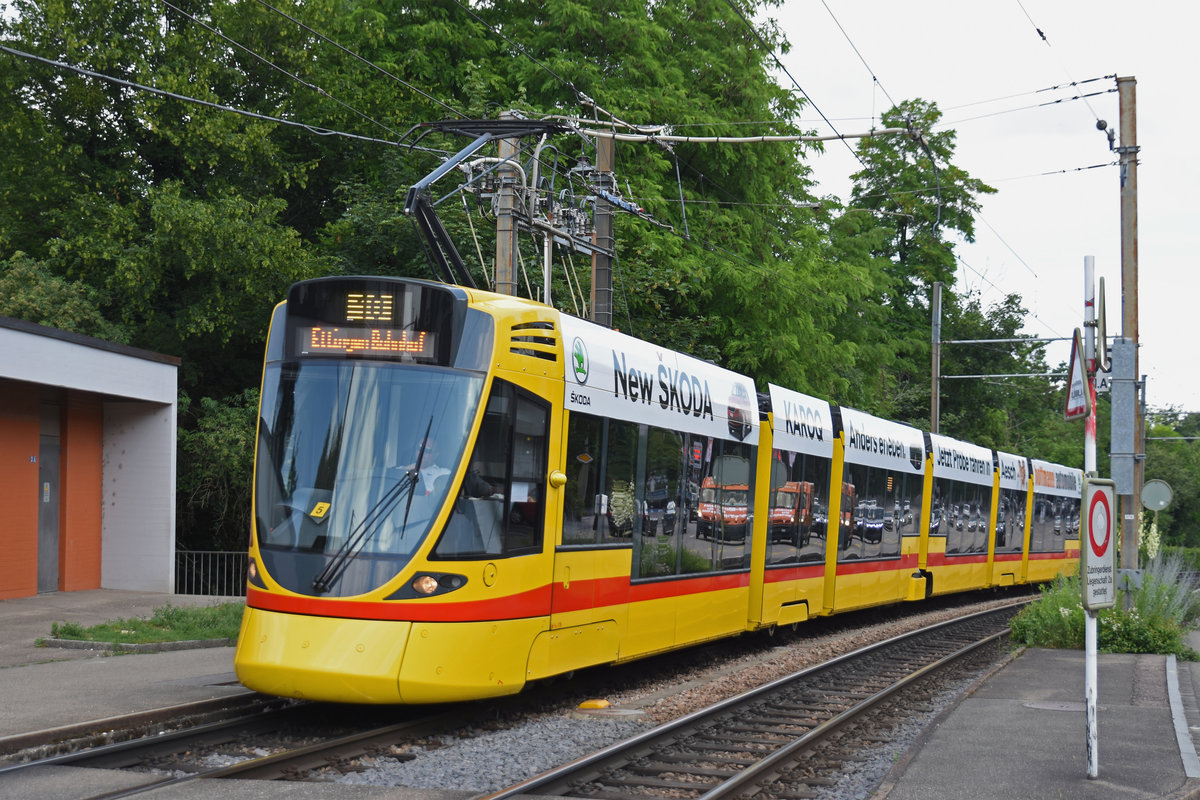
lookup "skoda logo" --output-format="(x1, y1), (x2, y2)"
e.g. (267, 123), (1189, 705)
(571, 337), (589, 384)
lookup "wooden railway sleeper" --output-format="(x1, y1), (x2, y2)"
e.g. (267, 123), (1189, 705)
(602, 774), (718, 790)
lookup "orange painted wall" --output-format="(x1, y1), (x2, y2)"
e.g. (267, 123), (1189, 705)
(60, 393), (103, 591)
(0, 382), (39, 599)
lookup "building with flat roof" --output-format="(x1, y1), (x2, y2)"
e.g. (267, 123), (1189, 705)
(0, 316), (180, 599)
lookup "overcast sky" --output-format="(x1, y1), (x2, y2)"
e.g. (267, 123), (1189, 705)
(769, 2), (1195, 414)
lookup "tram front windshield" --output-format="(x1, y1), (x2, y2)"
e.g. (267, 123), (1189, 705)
(255, 360), (484, 596)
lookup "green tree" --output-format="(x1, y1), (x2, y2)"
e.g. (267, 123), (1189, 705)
(177, 391), (259, 551)
(3, 0), (1080, 553)
(0, 252), (129, 342)
(937, 291), (1056, 451)
(845, 99), (997, 423)
(1144, 411), (1200, 547)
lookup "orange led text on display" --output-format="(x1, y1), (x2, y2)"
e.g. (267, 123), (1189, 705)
(305, 326), (431, 356)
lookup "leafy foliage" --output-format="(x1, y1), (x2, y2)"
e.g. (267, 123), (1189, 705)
(1009, 556), (1200, 659)
(1141, 411), (1200, 548)
(177, 391), (259, 551)
(1, 0), (1094, 550)
(0, 252), (129, 341)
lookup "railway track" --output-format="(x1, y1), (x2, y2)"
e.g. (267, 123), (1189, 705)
(0, 700), (468, 800)
(479, 602), (1021, 800)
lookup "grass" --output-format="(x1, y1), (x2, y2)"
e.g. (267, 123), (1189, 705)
(1009, 555), (1200, 660)
(49, 602), (245, 644)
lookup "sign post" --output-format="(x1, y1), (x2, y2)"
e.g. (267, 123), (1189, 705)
(1081, 259), (1112, 780)
(1082, 476), (1117, 780)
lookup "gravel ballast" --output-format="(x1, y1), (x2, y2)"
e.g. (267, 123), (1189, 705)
(331, 596), (1022, 796)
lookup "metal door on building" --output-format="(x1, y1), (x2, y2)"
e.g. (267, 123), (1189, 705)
(37, 403), (60, 593)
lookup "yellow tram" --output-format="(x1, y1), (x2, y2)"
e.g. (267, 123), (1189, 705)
(234, 276), (1080, 704)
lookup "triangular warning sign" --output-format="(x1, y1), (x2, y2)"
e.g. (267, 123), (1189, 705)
(1065, 327), (1090, 420)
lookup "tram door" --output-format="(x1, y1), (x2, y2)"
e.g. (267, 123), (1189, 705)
(37, 403), (61, 593)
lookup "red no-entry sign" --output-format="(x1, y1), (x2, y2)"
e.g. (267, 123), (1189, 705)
(1082, 477), (1116, 610)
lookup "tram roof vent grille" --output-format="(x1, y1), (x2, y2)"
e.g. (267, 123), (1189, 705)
(508, 320), (558, 362)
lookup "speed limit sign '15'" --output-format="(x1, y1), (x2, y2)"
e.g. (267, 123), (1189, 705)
(1082, 477), (1117, 611)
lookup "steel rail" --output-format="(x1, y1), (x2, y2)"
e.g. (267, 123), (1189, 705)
(0, 697), (295, 774)
(65, 707), (469, 800)
(4, 701), (467, 800)
(695, 625), (1011, 800)
(474, 602), (1024, 800)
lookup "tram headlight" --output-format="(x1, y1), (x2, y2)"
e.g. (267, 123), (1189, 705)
(412, 575), (440, 595)
(246, 558), (267, 590)
(388, 572), (467, 600)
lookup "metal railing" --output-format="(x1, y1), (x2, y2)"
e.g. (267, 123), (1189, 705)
(175, 550), (247, 596)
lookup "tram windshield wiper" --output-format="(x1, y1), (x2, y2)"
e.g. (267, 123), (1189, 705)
(310, 418), (435, 595)
(310, 472), (417, 594)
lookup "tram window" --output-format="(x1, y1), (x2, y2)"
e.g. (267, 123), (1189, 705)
(838, 464), (912, 561)
(560, 413), (754, 575)
(996, 488), (1025, 552)
(637, 428), (685, 577)
(1029, 492), (1074, 553)
(508, 394), (548, 551)
(682, 437), (752, 574)
(560, 413), (639, 546)
(1030, 494), (1050, 553)
(936, 478), (992, 556)
(600, 419), (640, 544)
(435, 380), (548, 559)
(766, 449), (830, 567)
(562, 413), (604, 545)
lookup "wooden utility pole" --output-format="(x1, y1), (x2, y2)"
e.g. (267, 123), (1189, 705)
(1117, 76), (1141, 572)
(590, 134), (614, 327)
(931, 282), (942, 433)
(495, 110), (520, 296)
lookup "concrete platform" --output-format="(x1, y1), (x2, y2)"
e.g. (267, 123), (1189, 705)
(2, 589), (1200, 800)
(0, 590), (249, 747)
(877, 645), (1200, 799)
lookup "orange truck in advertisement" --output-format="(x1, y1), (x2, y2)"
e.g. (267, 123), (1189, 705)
(696, 454), (751, 542)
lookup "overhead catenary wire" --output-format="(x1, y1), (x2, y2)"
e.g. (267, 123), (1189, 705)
(851, 160), (1119, 204)
(818, 0), (897, 115)
(721, 0), (867, 171)
(1012, 0), (1106, 123)
(444, 0), (1014, 352)
(252, 0), (468, 120)
(160, 0), (404, 140)
(18, 0), (1080, 369)
(937, 87), (1116, 128)
(0, 44), (427, 150)
(3, 0), (1081, 409)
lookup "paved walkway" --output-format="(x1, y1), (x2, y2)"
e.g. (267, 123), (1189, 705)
(0, 590), (248, 745)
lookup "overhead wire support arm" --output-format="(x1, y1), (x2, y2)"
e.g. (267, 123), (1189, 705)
(401, 118), (569, 290)
(942, 336), (1071, 346)
(527, 217), (614, 259)
(403, 131), (498, 289)
(576, 127), (908, 144)
(942, 372), (1067, 380)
